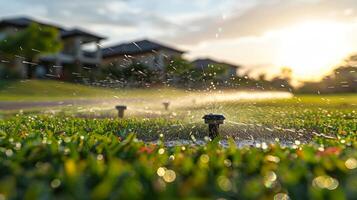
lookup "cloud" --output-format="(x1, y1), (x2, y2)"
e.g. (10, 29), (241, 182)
(0, 0), (179, 29)
(2, 0), (357, 45)
(2, 0), (357, 80)
(0, 0), (242, 36)
(164, 0), (357, 45)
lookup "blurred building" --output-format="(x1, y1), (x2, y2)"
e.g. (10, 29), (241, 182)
(102, 39), (185, 71)
(0, 16), (244, 83)
(192, 58), (241, 79)
(0, 17), (105, 79)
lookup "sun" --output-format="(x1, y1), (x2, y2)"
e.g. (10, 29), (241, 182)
(275, 21), (352, 81)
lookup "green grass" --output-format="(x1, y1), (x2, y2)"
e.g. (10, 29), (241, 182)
(0, 83), (356, 199)
(0, 80), (187, 101)
(0, 113), (356, 199)
(285, 94), (356, 106)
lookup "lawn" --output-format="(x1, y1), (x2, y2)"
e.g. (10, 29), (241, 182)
(0, 80), (187, 101)
(0, 81), (356, 199)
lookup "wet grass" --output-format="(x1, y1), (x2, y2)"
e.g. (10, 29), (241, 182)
(0, 80), (187, 101)
(0, 92), (356, 199)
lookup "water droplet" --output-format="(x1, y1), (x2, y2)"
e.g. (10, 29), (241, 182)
(217, 176), (232, 191)
(157, 167), (166, 177)
(312, 175), (339, 190)
(224, 159), (232, 167)
(5, 149), (13, 157)
(158, 148), (165, 155)
(345, 158), (357, 169)
(265, 155), (280, 163)
(200, 154), (210, 164)
(163, 170), (176, 183)
(97, 154), (104, 161)
(274, 193), (290, 200)
(51, 179), (61, 188)
(264, 171), (277, 188)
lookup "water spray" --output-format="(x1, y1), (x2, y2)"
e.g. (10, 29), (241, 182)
(203, 114), (225, 139)
(115, 105), (127, 118)
(163, 101), (170, 111)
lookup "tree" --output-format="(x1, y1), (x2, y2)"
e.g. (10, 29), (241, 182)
(270, 67), (293, 91)
(280, 67), (292, 81)
(166, 57), (197, 86)
(203, 63), (227, 79)
(297, 55), (357, 93)
(166, 58), (192, 75)
(100, 62), (158, 87)
(0, 23), (62, 78)
(333, 66), (357, 92)
(122, 62), (156, 86)
(258, 73), (266, 81)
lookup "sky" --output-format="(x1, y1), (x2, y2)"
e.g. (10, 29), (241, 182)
(1, 0), (357, 82)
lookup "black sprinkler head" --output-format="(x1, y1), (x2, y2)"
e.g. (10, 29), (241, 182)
(203, 114), (226, 139)
(115, 105), (127, 118)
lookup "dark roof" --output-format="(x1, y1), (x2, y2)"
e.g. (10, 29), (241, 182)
(102, 39), (185, 58)
(192, 58), (241, 69)
(61, 28), (106, 40)
(0, 16), (105, 40)
(0, 16), (63, 30)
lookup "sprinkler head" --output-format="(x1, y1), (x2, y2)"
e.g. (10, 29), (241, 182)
(203, 114), (225, 139)
(163, 101), (170, 110)
(115, 105), (127, 118)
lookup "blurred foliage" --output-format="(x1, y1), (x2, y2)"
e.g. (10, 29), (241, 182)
(0, 23), (62, 78)
(99, 62), (161, 87)
(166, 57), (200, 87)
(0, 23), (62, 60)
(0, 113), (356, 199)
(0, 64), (22, 79)
(0, 95), (356, 199)
(298, 55), (357, 94)
(97, 57), (294, 91)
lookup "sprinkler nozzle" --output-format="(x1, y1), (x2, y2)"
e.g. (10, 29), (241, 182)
(163, 101), (170, 111)
(115, 105), (127, 118)
(203, 114), (225, 139)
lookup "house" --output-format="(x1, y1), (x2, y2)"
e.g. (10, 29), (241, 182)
(0, 16), (241, 84)
(102, 39), (185, 71)
(192, 58), (241, 79)
(0, 17), (105, 79)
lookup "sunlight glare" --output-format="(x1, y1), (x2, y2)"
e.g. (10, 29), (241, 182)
(275, 21), (353, 80)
